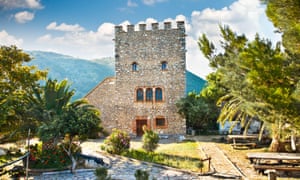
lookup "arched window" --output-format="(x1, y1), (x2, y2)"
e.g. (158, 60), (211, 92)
(146, 88), (153, 102)
(161, 61), (167, 70)
(155, 88), (163, 101)
(132, 62), (138, 71)
(136, 88), (144, 102)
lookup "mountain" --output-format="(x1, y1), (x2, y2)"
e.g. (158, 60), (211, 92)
(27, 51), (115, 100)
(186, 71), (206, 94)
(26, 51), (206, 100)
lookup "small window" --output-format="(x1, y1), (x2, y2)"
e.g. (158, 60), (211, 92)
(136, 88), (144, 102)
(156, 118), (166, 127)
(155, 88), (163, 101)
(132, 62), (138, 71)
(146, 88), (153, 101)
(161, 61), (167, 70)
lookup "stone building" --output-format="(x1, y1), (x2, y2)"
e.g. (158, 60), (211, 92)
(86, 21), (186, 136)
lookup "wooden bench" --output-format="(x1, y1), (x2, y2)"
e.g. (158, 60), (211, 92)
(231, 142), (256, 149)
(254, 164), (300, 174)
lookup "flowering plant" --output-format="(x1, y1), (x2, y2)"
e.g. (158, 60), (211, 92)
(103, 129), (130, 155)
(28, 143), (71, 169)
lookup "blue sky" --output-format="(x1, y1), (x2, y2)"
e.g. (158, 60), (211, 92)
(0, 0), (280, 79)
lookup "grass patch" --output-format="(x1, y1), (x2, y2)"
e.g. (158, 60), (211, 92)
(123, 141), (209, 173)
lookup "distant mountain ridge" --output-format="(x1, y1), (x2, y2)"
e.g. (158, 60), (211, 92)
(26, 51), (206, 100)
(27, 51), (115, 100)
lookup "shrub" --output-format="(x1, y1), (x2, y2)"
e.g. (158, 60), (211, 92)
(103, 129), (130, 155)
(134, 169), (149, 180)
(28, 143), (71, 169)
(95, 167), (111, 180)
(142, 126), (159, 152)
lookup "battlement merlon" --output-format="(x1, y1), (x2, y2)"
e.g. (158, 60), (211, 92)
(114, 21), (185, 33)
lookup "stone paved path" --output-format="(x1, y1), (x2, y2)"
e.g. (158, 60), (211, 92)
(200, 142), (244, 179)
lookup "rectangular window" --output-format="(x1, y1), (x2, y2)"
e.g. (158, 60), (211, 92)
(156, 118), (166, 127)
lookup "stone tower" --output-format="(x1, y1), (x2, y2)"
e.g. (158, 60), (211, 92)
(86, 21), (186, 136)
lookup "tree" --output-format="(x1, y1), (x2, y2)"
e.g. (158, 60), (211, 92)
(142, 126), (159, 152)
(198, 26), (299, 151)
(265, 0), (300, 55)
(30, 79), (102, 172)
(176, 91), (219, 132)
(29, 79), (74, 147)
(0, 45), (47, 142)
(56, 98), (102, 172)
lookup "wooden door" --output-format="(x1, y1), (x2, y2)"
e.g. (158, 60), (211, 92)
(136, 120), (147, 136)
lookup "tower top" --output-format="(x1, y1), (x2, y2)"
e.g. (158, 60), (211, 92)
(115, 21), (185, 33)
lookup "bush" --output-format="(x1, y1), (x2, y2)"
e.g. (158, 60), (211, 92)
(28, 143), (72, 169)
(134, 169), (149, 180)
(142, 126), (159, 152)
(103, 129), (130, 155)
(95, 167), (111, 180)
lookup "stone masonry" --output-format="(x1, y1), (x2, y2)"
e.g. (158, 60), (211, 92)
(86, 21), (186, 136)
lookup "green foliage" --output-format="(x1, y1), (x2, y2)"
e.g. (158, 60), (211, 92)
(30, 78), (102, 142)
(176, 92), (218, 131)
(134, 169), (149, 180)
(28, 143), (71, 169)
(198, 25), (300, 151)
(29, 78), (102, 169)
(142, 127), (159, 152)
(94, 167), (111, 180)
(103, 129), (130, 155)
(0, 45), (47, 141)
(265, 0), (300, 55)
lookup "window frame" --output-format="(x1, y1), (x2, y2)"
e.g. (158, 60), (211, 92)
(136, 88), (144, 102)
(132, 62), (138, 71)
(161, 61), (168, 71)
(145, 88), (153, 102)
(155, 87), (163, 102)
(155, 117), (167, 129)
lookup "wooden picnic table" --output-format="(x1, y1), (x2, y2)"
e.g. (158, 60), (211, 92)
(247, 152), (300, 174)
(247, 152), (300, 163)
(227, 135), (259, 149)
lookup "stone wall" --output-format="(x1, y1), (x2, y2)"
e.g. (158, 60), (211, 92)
(86, 21), (186, 135)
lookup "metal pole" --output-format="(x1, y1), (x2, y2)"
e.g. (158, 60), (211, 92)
(26, 128), (30, 180)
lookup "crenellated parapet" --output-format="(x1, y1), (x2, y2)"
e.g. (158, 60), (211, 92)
(115, 21), (185, 33)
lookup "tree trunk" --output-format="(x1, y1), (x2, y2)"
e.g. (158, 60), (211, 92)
(70, 154), (77, 174)
(269, 134), (281, 152)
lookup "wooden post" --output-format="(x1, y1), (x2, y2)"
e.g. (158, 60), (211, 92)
(25, 129), (30, 180)
(265, 169), (277, 180)
(208, 157), (211, 172)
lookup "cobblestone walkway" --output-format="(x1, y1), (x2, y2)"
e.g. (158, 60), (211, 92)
(200, 142), (244, 179)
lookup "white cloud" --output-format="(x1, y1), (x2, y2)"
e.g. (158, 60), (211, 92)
(26, 0), (42, 9)
(142, 0), (168, 6)
(0, 30), (23, 46)
(46, 22), (85, 32)
(14, 11), (34, 23)
(37, 22), (115, 59)
(29, 0), (280, 80)
(185, 0), (281, 78)
(0, 0), (43, 9)
(127, 0), (138, 7)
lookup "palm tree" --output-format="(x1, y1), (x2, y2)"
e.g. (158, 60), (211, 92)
(29, 78), (102, 172)
(29, 79), (74, 148)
